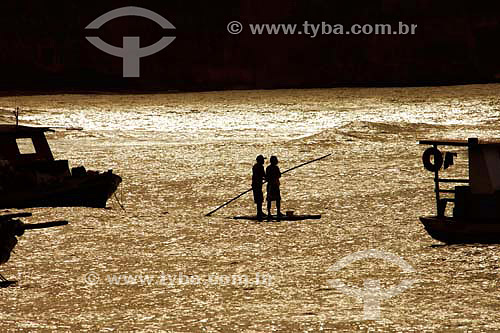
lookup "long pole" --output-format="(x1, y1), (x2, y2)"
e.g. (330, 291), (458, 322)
(205, 153), (332, 216)
(23, 221), (69, 230)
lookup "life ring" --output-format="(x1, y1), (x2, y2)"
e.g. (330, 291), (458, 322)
(422, 147), (443, 172)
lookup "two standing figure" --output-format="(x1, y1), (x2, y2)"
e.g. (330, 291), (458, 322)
(252, 155), (283, 220)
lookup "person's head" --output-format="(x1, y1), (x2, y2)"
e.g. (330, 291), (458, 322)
(256, 155), (265, 164)
(270, 156), (278, 165)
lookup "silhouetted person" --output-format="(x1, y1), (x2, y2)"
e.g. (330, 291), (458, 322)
(252, 155), (266, 220)
(266, 156), (283, 218)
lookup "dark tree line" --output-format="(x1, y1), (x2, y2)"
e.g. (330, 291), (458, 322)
(0, 0), (498, 91)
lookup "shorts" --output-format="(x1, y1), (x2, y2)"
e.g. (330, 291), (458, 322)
(266, 184), (281, 202)
(252, 186), (264, 204)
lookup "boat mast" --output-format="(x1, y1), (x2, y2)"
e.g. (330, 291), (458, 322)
(433, 144), (441, 216)
(13, 107), (20, 127)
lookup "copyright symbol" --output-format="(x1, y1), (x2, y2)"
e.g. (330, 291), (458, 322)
(227, 21), (243, 35)
(84, 272), (100, 285)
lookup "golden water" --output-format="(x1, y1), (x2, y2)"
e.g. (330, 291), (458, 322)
(0, 85), (499, 331)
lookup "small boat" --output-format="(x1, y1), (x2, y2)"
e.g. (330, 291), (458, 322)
(419, 138), (500, 244)
(0, 124), (122, 208)
(233, 214), (321, 221)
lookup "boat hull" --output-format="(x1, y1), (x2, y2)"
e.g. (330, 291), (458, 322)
(0, 172), (122, 209)
(234, 214), (321, 221)
(420, 216), (500, 244)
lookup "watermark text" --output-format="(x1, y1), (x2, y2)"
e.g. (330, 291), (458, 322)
(228, 21), (418, 37)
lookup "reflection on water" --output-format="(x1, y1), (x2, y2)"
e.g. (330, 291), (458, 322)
(0, 84), (499, 331)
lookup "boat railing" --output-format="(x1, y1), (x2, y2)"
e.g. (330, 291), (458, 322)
(419, 138), (476, 217)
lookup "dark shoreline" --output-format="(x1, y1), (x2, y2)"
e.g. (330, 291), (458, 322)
(1, 80), (499, 98)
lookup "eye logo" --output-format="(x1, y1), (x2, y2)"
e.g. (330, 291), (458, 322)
(327, 249), (418, 320)
(85, 6), (176, 78)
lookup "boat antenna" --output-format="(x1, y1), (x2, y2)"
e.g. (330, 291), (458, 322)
(205, 153), (332, 217)
(13, 107), (20, 127)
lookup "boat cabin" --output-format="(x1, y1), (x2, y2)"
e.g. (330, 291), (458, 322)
(0, 125), (71, 190)
(420, 138), (500, 222)
(0, 125), (55, 163)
